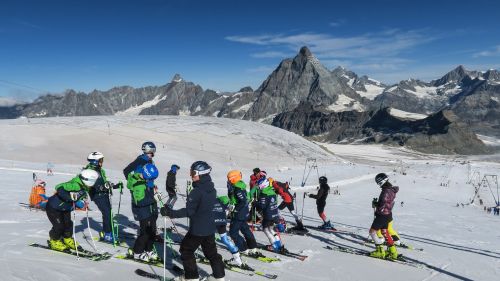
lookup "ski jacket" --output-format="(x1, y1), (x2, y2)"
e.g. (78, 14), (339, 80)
(214, 196), (229, 227)
(85, 164), (109, 200)
(47, 176), (88, 212)
(257, 185), (279, 222)
(375, 185), (399, 216)
(271, 179), (293, 203)
(168, 175), (217, 236)
(127, 173), (158, 221)
(310, 183), (330, 204)
(123, 154), (153, 179)
(165, 170), (177, 196)
(228, 180), (249, 221)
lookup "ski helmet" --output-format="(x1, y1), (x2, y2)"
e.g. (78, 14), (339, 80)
(35, 179), (46, 187)
(190, 161), (212, 176)
(141, 141), (156, 154)
(142, 163), (159, 181)
(171, 164), (180, 173)
(257, 176), (269, 189)
(375, 173), (389, 186)
(87, 151), (104, 165)
(253, 167), (260, 175)
(227, 170), (242, 184)
(319, 176), (327, 184)
(79, 169), (100, 187)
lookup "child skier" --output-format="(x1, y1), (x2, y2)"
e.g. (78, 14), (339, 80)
(369, 173), (399, 260)
(29, 179), (48, 209)
(270, 178), (304, 230)
(45, 169), (99, 251)
(308, 176), (334, 229)
(165, 164), (180, 208)
(226, 170), (258, 257)
(372, 197), (402, 246)
(126, 163), (160, 262)
(85, 152), (123, 243)
(160, 161), (225, 281)
(255, 176), (283, 253)
(123, 141), (156, 178)
(214, 195), (244, 266)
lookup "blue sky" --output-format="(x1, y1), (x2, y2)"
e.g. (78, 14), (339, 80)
(1, 0), (499, 104)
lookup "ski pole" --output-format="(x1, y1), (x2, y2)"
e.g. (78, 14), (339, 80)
(301, 192), (306, 221)
(85, 197), (100, 253)
(163, 217), (167, 281)
(72, 202), (80, 260)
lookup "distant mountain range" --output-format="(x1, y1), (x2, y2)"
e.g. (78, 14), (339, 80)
(1, 47), (498, 154)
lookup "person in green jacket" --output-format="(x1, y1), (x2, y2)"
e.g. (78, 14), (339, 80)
(46, 169), (99, 251)
(126, 163), (160, 262)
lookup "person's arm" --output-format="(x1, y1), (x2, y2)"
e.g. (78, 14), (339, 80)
(169, 188), (201, 218)
(123, 157), (141, 178)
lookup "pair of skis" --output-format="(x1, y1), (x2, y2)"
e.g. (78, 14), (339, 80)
(29, 242), (111, 261)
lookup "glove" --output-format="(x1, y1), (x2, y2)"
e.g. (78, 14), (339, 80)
(113, 181), (123, 189)
(228, 204), (235, 213)
(75, 200), (85, 209)
(70, 190), (85, 201)
(104, 182), (113, 190)
(160, 205), (173, 217)
(372, 198), (379, 208)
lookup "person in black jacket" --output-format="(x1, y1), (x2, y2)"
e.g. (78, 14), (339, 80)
(308, 176), (334, 230)
(123, 141), (156, 179)
(165, 164), (180, 208)
(160, 161), (225, 281)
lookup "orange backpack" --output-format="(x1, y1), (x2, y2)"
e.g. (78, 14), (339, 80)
(29, 181), (48, 208)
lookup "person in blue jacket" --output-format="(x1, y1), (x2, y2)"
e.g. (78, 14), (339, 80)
(46, 169), (99, 251)
(160, 161), (225, 281)
(123, 141), (156, 178)
(126, 163), (160, 262)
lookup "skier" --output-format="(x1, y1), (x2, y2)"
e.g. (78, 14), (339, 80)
(249, 168), (261, 189)
(165, 164), (180, 208)
(369, 173), (399, 260)
(371, 197), (402, 247)
(126, 163), (160, 262)
(85, 152), (123, 243)
(29, 179), (48, 209)
(308, 176), (334, 229)
(213, 195), (244, 266)
(45, 169), (99, 251)
(123, 141), (156, 179)
(160, 161), (225, 281)
(226, 170), (259, 257)
(248, 169), (265, 227)
(255, 176), (282, 252)
(269, 177), (304, 230)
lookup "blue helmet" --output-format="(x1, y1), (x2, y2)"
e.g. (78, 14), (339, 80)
(142, 163), (159, 181)
(171, 164), (180, 173)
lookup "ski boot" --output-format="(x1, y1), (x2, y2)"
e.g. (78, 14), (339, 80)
(206, 276), (225, 281)
(386, 245), (398, 260)
(173, 275), (200, 281)
(63, 237), (81, 251)
(230, 252), (243, 267)
(134, 252), (150, 262)
(101, 232), (116, 243)
(147, 250), (160, 262)
(369, 244), (386, 259)
(48, 239), (69, 252)
(272, 240), (283, 253)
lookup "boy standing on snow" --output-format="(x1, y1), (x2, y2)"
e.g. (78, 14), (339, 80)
(45, 169), (99, 251)
(369, 173), (399, 260)
(160, 161), (225, 281)
(126, 163), (160, 262)
(255, 176), (283, 253)
(308, 176), (334, 229)
(165, 164), (180, 208)
(123, 141), (156, 179)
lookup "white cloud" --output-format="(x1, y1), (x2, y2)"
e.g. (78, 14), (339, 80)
(246, 66), (275, 73)
(473, 45), (500, 57)
(0, 97), (21, 106)
(251, 51), (291, 58)
(329, 20), (345, 27)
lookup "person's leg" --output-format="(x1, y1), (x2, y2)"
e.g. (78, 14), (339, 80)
(145, 216), (157, 252)
(200, 234), (225, 279)
(180, 233), (203, 279)
(134, 218), (150, 254)
(46, 207), (65, 240)
(94, 196), (112, 233)
(239, 220), (257, 249)
(229, 219), (247, 251)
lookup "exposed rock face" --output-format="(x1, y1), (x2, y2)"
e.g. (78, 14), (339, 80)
(272, 103), (489, 154)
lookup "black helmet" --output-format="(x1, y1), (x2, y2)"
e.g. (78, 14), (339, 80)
(375, 173), (389, 186)
(253, 167), (260, 174)
(191, 161), (212, 176)
(142, 141), (156, 154)
(319, 176), (327, 184)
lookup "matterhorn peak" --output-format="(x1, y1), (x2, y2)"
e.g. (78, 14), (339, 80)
(171, 74), (183, 83)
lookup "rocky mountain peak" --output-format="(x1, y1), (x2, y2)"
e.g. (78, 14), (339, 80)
(171, 74), (183, 83)
(299, 46), (312, 57)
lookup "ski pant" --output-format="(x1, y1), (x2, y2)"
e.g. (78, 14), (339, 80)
(93, 195), (112, 233)
(166, 194), (177, 208)
(229, 219), (257, 252)
(46, 205), (73, 240)
(133, 215), (157, 254)
(180, 232), (225, 279)
(279, 201), (301, 223)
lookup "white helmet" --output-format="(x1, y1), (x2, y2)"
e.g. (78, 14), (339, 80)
(79, 169), (99, 187)
(87, 152), (104, 165)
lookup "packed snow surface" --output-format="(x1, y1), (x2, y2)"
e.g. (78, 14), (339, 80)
(0, 116), (499, 281)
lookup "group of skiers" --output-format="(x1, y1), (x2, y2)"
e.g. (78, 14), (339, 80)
(43, 141), (402, 281)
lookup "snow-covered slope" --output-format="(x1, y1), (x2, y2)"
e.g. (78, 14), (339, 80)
(1, 116), (499, 281)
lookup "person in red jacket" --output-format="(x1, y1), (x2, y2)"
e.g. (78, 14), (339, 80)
(369, 173), (399, 260)
(270, 178), (304, 230)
